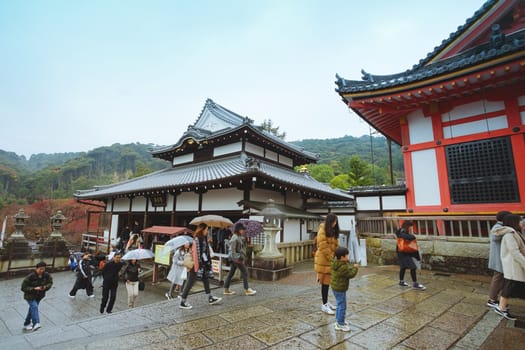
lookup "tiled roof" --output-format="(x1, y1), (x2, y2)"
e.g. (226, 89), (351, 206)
(74, 153), (352, 201)
(336, 29), (525, 94)
(151, 99), (319, 162)
(335, 0), (525, 94)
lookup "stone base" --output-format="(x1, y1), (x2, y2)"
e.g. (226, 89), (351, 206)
(40, 238), (69, 257)
(248, 266), (293, 281)
(252, 256), (286, 270)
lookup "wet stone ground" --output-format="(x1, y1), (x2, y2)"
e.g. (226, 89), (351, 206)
(1, 263), (524, 349)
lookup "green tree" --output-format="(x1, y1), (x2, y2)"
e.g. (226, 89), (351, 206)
(330, 174), (351, 189)
(309, 164), (335, 183)
(260, 119), (286, 139)
(348, 156), (372, 186)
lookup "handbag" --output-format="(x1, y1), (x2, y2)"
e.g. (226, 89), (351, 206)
(182, 254), (194, 269)
(138, 280), (145, 291)
(397, 237), (418, 253)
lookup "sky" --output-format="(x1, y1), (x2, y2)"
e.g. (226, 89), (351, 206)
(0, 0), (484, 158)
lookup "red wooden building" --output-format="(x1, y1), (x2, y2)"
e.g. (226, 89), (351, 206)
(336, 0), (525, 215)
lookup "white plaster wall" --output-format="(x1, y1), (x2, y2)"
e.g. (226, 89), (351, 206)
(266, 150), (278, 161)
(443, 100), (505, 121)
(176, 192), (199, 211)
(443, 115), (507, 138)
(408, 109), (434, 144)
(245, 143), (264, 157)
(213, 142), (242, 157)
(202, 188), (243, 211)
(110, 214), (119, 241)
(251, 188), (285, 204)
(113, 198), (129, 212)
(356, 197), (380, 210)
(131, 196), (147, 212)
(519, 95), (525, 125)
(166, 194), (175, 211)
(173, 153), (194, 166)
(279, 155), (293, 167)
(411, 149), (441, 206)
(336, 215), (354, 232)
(382, 195), (406, 210)
(283, 219), (301, 242)
(285, 192), (303, 208)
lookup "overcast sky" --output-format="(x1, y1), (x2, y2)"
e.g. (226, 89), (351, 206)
(1, 0), (483, 158)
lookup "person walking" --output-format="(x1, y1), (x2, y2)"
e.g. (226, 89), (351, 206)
(123, 259), (141, 308)
(68, 252), (95, 298)
(395, 221), (425, 290)
(331, 247), (359, 332)
(493, 214), (525, 320)
(100, 251), (124, 314)
(119, 225), (131, 252)
(179, 223), (222, 309)
(314, 213), (339, 314)
(166, 241), (191, 300)
(21, 261), (53, 332)
(223, 222), (256, 296)
(486, 210), (512, 308)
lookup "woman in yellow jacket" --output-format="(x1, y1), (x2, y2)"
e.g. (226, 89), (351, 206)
(314, 213), (340, 314)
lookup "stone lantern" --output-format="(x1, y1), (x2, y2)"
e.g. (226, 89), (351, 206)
(258, 199), (284, 258)
(10, 208), (30, 240)
(49, 210), (66, 239)
(251, 199), (292, 281)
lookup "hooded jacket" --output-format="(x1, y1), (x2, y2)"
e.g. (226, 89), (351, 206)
(330, 259), (358, 292)
(488, 221), (505, 272)
(494, 226), (525, 282)
(314, 223), (338, 275)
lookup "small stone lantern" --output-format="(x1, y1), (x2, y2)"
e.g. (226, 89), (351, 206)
(49, 210), (66, 239)
(258, 199), (284, 258)
(10, 208), (29, 240)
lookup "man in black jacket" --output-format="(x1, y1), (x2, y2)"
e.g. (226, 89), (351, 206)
(21, 261), (53, 332)
(68, 252), (94, 298)
(100, 251), (124, 314)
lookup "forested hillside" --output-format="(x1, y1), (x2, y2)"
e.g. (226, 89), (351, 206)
(0, 136), (403, 209)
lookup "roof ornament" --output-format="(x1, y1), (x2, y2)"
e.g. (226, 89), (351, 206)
(361, 69), (374, 83)
(490, 24), (505, 48)
(244, 157), (261, 170)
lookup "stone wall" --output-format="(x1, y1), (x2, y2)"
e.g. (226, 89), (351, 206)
(364, 234), (491, 275)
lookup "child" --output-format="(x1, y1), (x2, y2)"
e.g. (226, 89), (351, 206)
(166, 241), (191, 300)
(330, 246), (359, 332)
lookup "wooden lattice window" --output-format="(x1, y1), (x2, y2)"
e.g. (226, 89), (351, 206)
(445, 136), (519, 204)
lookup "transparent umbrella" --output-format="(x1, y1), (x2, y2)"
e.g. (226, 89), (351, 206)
(122, 248), (155, 260)
(160, 235), (194, 256)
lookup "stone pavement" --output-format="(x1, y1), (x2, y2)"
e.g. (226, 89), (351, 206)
(1, 262), (524, 349)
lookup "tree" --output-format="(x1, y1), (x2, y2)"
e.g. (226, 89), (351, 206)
(309, 164), (335, 183)
(348, 155), (372, 186)
(330, 174), (351, 189)
(260, 119), (286, 139)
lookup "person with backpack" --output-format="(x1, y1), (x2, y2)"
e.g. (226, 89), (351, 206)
(68, 252), (95, 298)
(21, 261), (53, 332)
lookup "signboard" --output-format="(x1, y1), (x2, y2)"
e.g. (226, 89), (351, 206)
(211, 258), (220, 273)
(154, 244), (170, 265)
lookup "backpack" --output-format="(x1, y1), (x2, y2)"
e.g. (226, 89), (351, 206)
(69, 255), (78, 272)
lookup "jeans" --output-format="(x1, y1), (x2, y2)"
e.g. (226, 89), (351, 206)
(223, 261), (249, 290)
(24, 299), (40, 326)
(180, 270), (211, 300)
(332, 290), (347, 326)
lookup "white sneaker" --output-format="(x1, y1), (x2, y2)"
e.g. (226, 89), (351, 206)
(326, 302), (336, 310)
(334, 322), (351, 332)
(23, 324), (33, 331)
(321, 303), (335, 315)
(32, 323), (41, 331)
(245, 288), (256, 296)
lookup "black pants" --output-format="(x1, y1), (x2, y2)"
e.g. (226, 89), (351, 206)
(69, 276), (94, 296)
(180, 270), (211, 300)
(100, 282), (118, 313)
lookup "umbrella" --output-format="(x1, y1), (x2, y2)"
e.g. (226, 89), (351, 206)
(347, 224), (361, 263)
(122, 248), (155, 260)
(160, 235), (194, 256)
(230, 219), (264, 238)
(190, 214), (233, 229)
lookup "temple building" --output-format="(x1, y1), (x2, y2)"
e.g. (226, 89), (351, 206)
(75, 99), (354, 241)
(336, 0), (525, 215)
